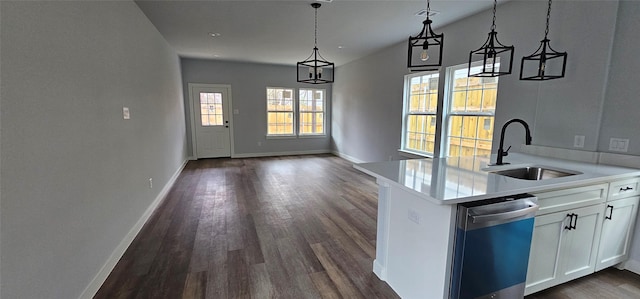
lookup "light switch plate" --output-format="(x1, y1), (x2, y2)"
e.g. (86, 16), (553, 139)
(123, 107), (130, 120)
(609, 138), (629, 152)
(574, 135), (585, 148)
(233, 109), (239, 115)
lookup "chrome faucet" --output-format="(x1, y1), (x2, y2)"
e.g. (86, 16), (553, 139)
(493, 119), (532, 165)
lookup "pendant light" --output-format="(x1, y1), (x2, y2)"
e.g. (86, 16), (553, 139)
(297, 3), (334, 84)
(520, 0), (567, 81)
(468, 0), (514, 77)
(407, 0), (444, 71)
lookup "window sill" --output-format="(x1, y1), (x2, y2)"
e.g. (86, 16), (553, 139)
(266, 135), (297, 140)
(398, 149), (433, 159)
(298, 134), (327, 139)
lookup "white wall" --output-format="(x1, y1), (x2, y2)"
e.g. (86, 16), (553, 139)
(0, 1), (187, 298)
(332, 0), (621, 162)
(181, 58), (332, 157)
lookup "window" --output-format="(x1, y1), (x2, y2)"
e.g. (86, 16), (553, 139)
(299, 89), (325, 135)
(445, 63), (497, 157)
(402, 71), (439, 155)
(199, 92), (223, 126)
(266, 87), (326, 137)
(401, 61), (499, 158)
(267, 87), (295, 136)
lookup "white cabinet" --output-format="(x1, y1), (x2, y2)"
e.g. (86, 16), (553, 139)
(525, 204), (604, 295)
(595, 196), (640, 271)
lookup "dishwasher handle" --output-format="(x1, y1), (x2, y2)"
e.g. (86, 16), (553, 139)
(470, 204), (539, 224)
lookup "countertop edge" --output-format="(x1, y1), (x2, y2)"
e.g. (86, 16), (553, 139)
(354, 160), (640, 205)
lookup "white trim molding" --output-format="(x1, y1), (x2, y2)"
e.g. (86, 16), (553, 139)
(232, 149), (331, 159)
(331, 150), (366, 164)
(79, 159), (189, 299)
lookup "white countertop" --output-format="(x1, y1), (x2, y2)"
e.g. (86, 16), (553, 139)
(354, 153), (640, 205)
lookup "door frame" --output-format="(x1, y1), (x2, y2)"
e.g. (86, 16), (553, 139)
(187, 83), (235, 159)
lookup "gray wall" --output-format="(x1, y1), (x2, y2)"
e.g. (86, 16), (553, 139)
(0, 1), (187, 298)
(332, 0), (623, 162)
(602, 0), (640, 267)
(598, 1), (640, 154)
(181, 58), (332, 157)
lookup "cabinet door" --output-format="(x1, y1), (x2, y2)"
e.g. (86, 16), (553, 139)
(525, 212), (571, 295)
(559, 204), (604, 283)
(596, 196), (640, 271)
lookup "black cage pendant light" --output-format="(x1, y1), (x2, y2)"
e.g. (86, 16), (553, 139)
(468, 0), (514, 77)
(520, 0), (567, 80)
(407, 0), (444, 71)
(297, 3), (334, 84)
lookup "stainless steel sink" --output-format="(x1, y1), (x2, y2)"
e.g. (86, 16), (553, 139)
(491, 166), (581, 180)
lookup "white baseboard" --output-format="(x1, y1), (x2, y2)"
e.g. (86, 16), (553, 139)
(373, 259), (387, 281)
(332, 150), (365, 163)
(623, 259), (640, 275)
(78, 159), (188, 299)
(231, 149), (331, 158)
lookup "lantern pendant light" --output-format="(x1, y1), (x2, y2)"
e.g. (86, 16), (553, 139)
(297, 3), (334, 84)
(520, 0), (567, 80)
(468, 0), (514, 77)
(407, 0), (444, 71)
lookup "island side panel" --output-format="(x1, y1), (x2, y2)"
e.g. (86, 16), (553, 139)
(382, 184), (458, 299)
(373, 179), (391, 280)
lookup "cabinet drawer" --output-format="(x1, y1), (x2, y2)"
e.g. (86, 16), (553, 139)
(532, 183), (608, 216)
(608, 178), (640, 201)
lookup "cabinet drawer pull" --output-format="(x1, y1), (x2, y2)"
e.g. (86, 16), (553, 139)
(564, 213), (577, 230)
(605, 205), (614, 220)
(620, 186), (634, 192)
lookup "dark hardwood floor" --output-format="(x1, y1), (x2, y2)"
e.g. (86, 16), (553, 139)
(525, 267), (640, 299)
(95, 154), (399, 299)
(95, 154), (640, 299)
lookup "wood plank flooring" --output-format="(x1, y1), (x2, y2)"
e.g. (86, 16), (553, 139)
(95, 154), (399, 299)
(525, 267), (640, 299)
(95, 154), (640, 299)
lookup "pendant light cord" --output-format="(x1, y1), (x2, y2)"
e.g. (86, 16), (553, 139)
(544, 0), (552, 39)
(426, 0), (430, 21)
(314, 5), (318, 48)
(491, 0), (497, 31)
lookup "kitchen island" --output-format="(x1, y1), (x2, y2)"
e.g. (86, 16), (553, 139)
(354, 153), (640, 298)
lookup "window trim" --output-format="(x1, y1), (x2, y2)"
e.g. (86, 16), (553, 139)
(400, 60), (499, 158)
(266, 87), (296, 137)
(265, 87), (327, 138)
(441, 60), (498, 157)
(298, 88), (327, 137)
(400, 70), (440, 158)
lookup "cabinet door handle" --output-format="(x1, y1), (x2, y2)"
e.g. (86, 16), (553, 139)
(606, 205), (614, 220)
(620, 186), (634, 192)
(564, 213), (575, 230)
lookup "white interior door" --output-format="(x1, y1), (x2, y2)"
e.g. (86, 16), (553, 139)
(190, 85), (232, 158)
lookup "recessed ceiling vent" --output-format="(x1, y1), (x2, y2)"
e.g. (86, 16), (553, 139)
(316, 0), (333, 3)
(415, 9), (439, 17)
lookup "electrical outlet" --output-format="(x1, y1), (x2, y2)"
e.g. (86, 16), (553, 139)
(574, 135), (585, 148)
(609, 138), (629, 152)
(149, 178), (153, 189)
(408, 209), (421, 224)
(123, 107), (130, 120)
(258, 141), (262, 146)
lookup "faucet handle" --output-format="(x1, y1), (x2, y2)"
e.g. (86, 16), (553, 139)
(503, 146), (512, 156)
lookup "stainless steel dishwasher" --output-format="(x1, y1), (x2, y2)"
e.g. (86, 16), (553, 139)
(450, 194), (539, 299)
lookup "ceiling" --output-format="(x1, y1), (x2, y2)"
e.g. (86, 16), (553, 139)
(135, 0), (510, 66)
